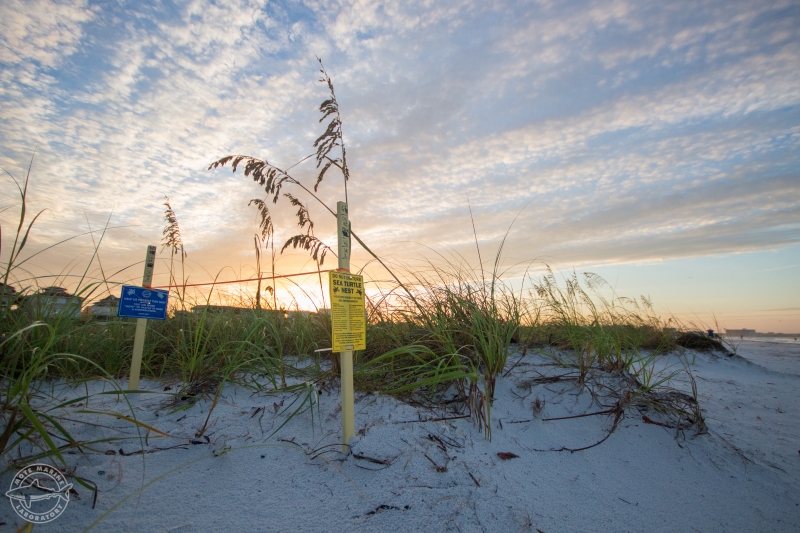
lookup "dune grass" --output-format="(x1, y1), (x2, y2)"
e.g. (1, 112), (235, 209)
(1, 225), (709, 463)
(0, 63), (716, 516)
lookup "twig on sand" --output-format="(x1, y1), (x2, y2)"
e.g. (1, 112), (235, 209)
(423, 452), (447, 472)
(364, 504), (404, 516)
(392, 415), (470, 424)
(118, 444), (190, 456)
(427, 433), (448, 452)
(642, 415), (670, 427)
(497, 452), (519, 460)
(542, 408), (616, 422)
(534, 410), (624, 453)
(195, 381), (225, 438)
(502, 346), (528, 377)
(277, 439), (372, 501)
(68, 475), (98, 509)
(527, 372), (580, 384)
(278, 439), (343, 460)
(353, 453), (393, 466)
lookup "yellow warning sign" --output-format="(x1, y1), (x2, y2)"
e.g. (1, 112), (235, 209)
(329, 270), (366, 352)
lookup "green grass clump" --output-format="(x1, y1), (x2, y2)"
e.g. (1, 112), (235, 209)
(0, 156), (161, 486)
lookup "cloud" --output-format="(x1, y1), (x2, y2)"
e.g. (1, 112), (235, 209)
(0, 0), (94, 68)
(0, 0), (798, 300)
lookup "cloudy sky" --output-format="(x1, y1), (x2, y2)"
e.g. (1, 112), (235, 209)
(1, 0), (798, 332)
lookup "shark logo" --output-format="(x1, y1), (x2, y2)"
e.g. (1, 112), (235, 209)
(5, 463), (71, 523)
(6, 478), (72, 509)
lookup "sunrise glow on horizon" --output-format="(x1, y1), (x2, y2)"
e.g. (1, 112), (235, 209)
(1, 0), (798, 332)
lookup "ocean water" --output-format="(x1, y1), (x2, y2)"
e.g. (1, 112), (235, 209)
(729, 338), (800, 377)
(735, 336), (800, 344)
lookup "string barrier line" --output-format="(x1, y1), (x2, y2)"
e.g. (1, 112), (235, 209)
(151, 269), (335, 290)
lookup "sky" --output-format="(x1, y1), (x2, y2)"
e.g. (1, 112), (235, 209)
(0, 0), (798, 332)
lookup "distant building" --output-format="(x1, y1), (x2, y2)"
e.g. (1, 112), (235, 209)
(24, 286), (84, 319)
(88, 295), (120, 321)
(191, 304), (248, 314)
(0, 283), (19, 316)
(0, 283), (18, 307)
(724, 328), (756, 337)
(190, 305), (314, 322)
(723, 328), (799, 338)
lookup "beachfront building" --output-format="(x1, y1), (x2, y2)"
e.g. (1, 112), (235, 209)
(24, 286), (84, 319)
(0, 283), (19, 317)
(191, 305), (312, 318)
(725, 328), (756, 337)
(0, 283), (17, 307)
(88, 295), (120, 321)
(189, 305), (316, 325)
(191, 304), (248, 315)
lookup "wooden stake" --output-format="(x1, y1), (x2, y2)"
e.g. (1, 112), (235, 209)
(129, 245), (156, 390)
(337, 201), (354, 451)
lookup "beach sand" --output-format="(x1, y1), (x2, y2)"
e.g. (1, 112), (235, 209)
(2, 344), (798, 532)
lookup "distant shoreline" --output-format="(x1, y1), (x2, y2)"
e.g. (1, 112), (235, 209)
(725, 336), (799, 345)
(723, 333), (800, 338)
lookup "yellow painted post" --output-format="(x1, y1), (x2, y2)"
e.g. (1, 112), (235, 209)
(129, 245), (156, 390)
(337, 201), (354, 451)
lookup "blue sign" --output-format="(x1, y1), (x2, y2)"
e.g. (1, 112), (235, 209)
(118, 285), (169, 320)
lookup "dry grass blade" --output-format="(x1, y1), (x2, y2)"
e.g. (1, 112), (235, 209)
(208, 155), (293, 203)
(313, 57), (349, 197)
(75, 410), (180, 439)
(423, 452), (447, 472)
(161, 196), (186, 259)
(280, 234), (334, 265)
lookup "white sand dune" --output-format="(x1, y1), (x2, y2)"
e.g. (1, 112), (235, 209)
(2, 344), (798, 532)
